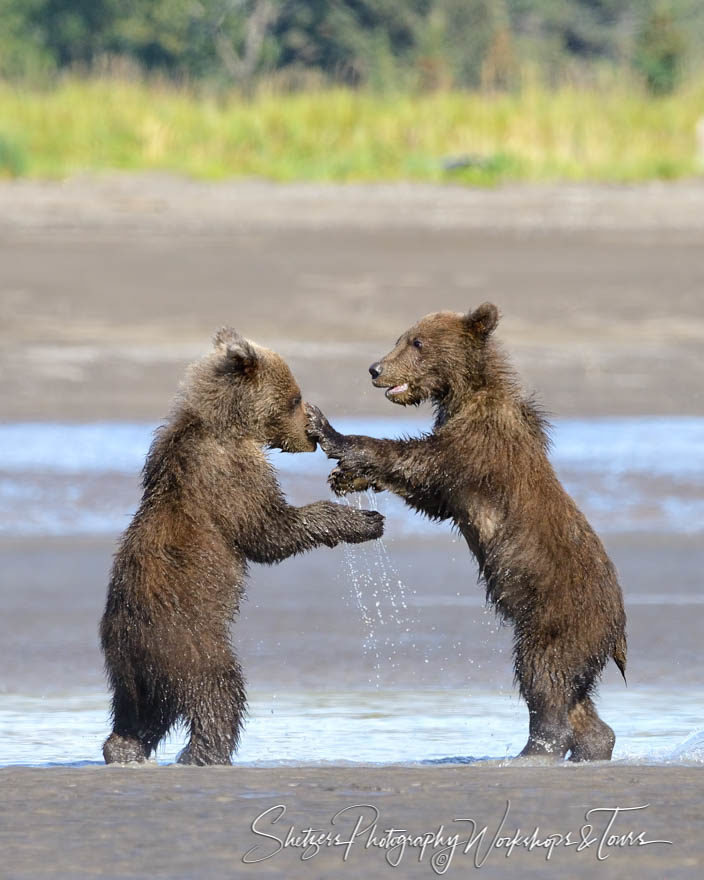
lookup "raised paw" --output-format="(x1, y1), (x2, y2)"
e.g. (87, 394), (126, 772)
(305, 403), (345, 458)
(346, 509), (384, 543)
(328, 465), (373, 496)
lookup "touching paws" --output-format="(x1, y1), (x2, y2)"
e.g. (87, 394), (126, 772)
(305, 403), (345, 458)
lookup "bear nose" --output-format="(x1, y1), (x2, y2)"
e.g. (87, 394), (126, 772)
(369, 362), (382, 380)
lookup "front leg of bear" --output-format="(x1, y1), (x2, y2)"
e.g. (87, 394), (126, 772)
(301, 500), (384, 546)
(306, 404), (442, 516)
(239, 497), (384, 565)
(306, 404), (382, 491)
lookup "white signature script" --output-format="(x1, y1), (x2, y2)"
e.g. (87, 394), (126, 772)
(242, 801), (672, 872)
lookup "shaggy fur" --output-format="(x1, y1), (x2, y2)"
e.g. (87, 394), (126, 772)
(100, 329), (383, 765)
(307, 305), (626, 761)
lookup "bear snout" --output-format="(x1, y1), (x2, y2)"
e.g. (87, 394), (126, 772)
(369, 361), (382, 380)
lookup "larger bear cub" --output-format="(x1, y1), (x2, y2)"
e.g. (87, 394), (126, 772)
(308, 305), (626, 761)
(101, 328), (383, 765)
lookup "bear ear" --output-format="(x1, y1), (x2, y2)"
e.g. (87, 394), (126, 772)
(465, 302), (499, 339)
(213, 327), (259, 376)
(213, 326), (237, 347)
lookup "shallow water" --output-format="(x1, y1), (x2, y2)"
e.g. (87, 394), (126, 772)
(1, 688), (702, 768)
(0, 417), (702, 769)
(1, 417), (703, 537)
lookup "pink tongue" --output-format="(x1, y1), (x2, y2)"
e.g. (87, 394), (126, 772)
(390, 383), (408, 394)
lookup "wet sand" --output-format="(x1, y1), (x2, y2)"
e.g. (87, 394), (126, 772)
(1, 764), (701, 879)
(1, 176), (704, 421)
(1, 177), (703, 877)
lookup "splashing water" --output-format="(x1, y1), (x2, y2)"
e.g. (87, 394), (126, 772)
(340, 491), (431, 687)
(340, 493), (384, 686)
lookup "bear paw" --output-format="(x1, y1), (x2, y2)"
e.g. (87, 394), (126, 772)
(329, 466), (373, 496)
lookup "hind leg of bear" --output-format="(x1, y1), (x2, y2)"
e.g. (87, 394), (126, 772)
(103, 689), (149, 764)
(139, 714), (177, 760)
(514, 647), (573, 760)
(103, 687), (175, 764)
(177, 664), (246, 766)
(568, 697), (615, 762)
(517, 683), (573, 760)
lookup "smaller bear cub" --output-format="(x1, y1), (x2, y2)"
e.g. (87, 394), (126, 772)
(100, 328), (383, 765)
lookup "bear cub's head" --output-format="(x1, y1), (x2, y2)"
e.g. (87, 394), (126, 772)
(368, 303), (500, 407)
(186, 327), (316, 453)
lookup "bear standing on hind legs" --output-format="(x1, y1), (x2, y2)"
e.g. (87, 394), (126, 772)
(100, 328), (383, 766)
(307, 304), (627, 762)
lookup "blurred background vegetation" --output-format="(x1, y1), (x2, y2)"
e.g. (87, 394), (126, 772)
(0, 0), (703, 182)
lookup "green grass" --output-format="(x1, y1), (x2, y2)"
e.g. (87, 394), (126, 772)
(1, 77), (703, 183)
(0, 130), (27, 177)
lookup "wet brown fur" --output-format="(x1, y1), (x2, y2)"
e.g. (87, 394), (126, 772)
(100, 329), (383, 765)
(308, 305), (627, 762)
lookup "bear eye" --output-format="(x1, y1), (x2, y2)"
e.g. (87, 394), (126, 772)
(290, 395), (302, 410)
(412, 338), (423, 350)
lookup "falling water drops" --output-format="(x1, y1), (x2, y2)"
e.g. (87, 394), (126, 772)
(339, 490), (431, 687)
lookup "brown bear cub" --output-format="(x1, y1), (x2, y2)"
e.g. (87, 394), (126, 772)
(307, 305), (626, 762)
(100, 329), (383, 765)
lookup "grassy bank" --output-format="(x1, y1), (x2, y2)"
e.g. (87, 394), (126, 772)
(1, 77), (703, 183)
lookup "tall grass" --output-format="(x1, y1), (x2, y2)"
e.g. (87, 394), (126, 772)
(1, 76), (703, 183)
